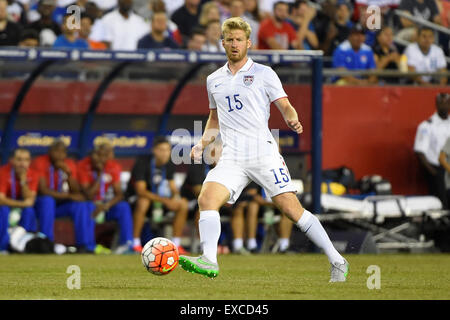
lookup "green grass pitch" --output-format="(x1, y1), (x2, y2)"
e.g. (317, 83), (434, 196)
(0, 253), (449, 300)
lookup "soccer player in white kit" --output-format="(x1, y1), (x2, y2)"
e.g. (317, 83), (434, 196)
(179, 17), (349, 282)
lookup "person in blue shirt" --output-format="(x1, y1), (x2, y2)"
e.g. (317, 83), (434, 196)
(137, 11), (179, 50)
(287, 0), (319, 50)
(53, 14), (89, 49)
(332, 23), (378, 85)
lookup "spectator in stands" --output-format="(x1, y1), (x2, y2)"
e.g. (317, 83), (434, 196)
(186, 26), (206, 50)
(414, 93), (450, 209)
(31, 140), (108, 254)
(319, 0), (353, 57)
(18, 28), (40, 46)
(373, 25), (401, 83)
(202, 19), (223, 52)
(137, 11), (179, 49)
(79, 143), (134, 254)
(230, 0), (258, 49)
(257, 1), (300, 50)
(78, 13), (107, 49)
(90, 0), (117, 13)
(171, 0), (201, 45)
(126, 136), (189, 254)
(6, 0), (27, 25)
(436, 0), (450, 56)
(287, 0), (318, 50)
(53, 13), (89, 48)
(216, 0), (231, 23)
(198, 1), (220, 27)
(332, 23), (378, 85)
(0, 148), (39, 253)
(439, 135), (450, 210)
(404, 26), (448, 85)
(243, 0), (261, 47)
(397, 0), (441, 42)
(0, 0), (22, 46)
(89, 0), (148, 50)
(259, 0), (294, 19)
(27, 0), (61, 46)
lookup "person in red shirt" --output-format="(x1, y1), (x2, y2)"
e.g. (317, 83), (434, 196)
(0, 148), (39, 251)
(257, 1), (300, 50)
(31, 140), (98, 253)
(78, 143), (133, 254)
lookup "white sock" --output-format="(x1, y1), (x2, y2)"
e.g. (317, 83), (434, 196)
(278, 238), (290, 251)
(199, 210), (221, 264)
(296, 209), (344, 265)
(172, 237), (181, 247)
(247, 238), (257, 250)
(233, 238), (243, 251)
(133, 238), (141, 247)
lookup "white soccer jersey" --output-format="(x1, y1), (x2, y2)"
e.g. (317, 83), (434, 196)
(414, 113), (450, 166)
(405, 43), (447, 83)
(206, 58), (288, 162)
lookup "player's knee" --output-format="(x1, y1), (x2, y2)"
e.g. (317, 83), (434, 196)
(198, 193), (219, 211)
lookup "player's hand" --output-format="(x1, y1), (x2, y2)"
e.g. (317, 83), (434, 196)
(68, 193), (85, 202)
(190, 143), (204, 164)
(161, 198), (180, 212)
(287, 119), (303, 134)
(56, 161), (72, 176)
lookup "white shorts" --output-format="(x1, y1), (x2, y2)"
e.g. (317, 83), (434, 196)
(203, 153), (297, 204)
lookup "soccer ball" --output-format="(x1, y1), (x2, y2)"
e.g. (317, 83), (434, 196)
(141, 237), (179, 275)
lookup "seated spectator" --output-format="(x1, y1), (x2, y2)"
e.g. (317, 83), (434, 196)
(332, 23), (378, 85)
(397, 0), (441, 42)
(439, 134), (450, 210)
(0, 0), (22, 46)
(372, 26), (401, 84)
(53, 13), (89, 48)
(201, 19), (223, 52)
(7, 0), (27, 25)
(414, 93), (450, 209)
(90, 0), (117, 13)
(18, 28), (40, 46)
(126, 136), (189, 254)
(186, 26), (206, 50)
(79, 13), (107, 50)
(31, 140), (107, 254)
(198, 0), (220, 27)
(320, 0), (353, 57)
(258, 1), (300, 50)
(230, 0), (258, 49)
(27, 0), (61, 46)
(216, 0), (231, 23)
(287, 0), (318, 50)
(259, 0), (294, 19)
(89, 0), (148, 50)
(171, 0), (201, 45)
(138, 11), (179, 49)
(243, 0), (261, 47)
(404, 26), (448, 85)
(0, 148), (39, 253)
(78, 143), (134, 254)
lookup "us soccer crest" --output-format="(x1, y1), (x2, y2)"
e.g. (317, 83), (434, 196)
(243, 75), (254, 86)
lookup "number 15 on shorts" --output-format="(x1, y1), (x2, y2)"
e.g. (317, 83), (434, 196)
(271, 168), (290, 185)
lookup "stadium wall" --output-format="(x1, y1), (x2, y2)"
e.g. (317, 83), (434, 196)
(0, 81), (446, 195)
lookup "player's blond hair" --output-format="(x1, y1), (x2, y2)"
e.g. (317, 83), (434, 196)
(222, 17), (252, 40)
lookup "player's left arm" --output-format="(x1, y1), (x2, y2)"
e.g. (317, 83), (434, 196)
(274, 98), (303, 134)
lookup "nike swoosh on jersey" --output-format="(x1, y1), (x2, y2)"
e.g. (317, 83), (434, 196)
(279, 185), (288, 189)
(215, 83), (222, 88)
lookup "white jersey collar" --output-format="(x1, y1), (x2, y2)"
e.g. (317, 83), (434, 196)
(223, 57), (254, 74)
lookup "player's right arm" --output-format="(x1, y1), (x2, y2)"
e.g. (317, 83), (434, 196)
(191, 109), (219, 161)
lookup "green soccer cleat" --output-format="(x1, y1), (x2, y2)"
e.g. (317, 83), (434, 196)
(329, 258), (349, 283)
(179, 255), (219, 278)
